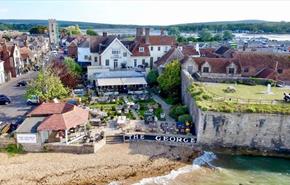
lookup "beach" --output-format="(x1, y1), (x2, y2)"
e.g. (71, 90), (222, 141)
(0, 142), (195, 185)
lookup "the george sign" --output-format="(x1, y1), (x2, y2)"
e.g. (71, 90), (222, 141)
(124, 134), (197, 145)
(17, 134), (37, 144)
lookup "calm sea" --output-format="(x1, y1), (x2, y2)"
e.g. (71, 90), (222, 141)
(133, 152), (290, 185)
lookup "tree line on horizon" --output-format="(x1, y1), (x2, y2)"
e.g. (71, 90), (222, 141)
(1, 21), (290, 34)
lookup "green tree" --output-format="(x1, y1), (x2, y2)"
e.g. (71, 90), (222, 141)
(29, 26), (47, 34)
(223, 30), (234, 41)
(66, 25), (81, 35)
(168, 27), (180, 36)
(157, 60), (181, 99)
(86, 29), (98, 36)
(198, 29), (213, 42)
(169, 105), (188, 120)
(146, 69), (159, 86)
(25, 71), (69, 101)
(63, 57), (82, 76)
(213, 33), (223, 41)
(178, 114), (192, 124)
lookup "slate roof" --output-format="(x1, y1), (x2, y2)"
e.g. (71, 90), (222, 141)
(90, 35), (117, 53)
(155, 47), (184, 66)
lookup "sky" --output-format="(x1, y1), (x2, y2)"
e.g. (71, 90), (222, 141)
(0, 0), (289, 25)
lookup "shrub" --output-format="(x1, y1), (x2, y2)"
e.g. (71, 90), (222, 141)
(178, 114), (192, 123)
(169, 105), (188, 120)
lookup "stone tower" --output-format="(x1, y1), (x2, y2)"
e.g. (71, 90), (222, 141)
(48, 19), (58, 45)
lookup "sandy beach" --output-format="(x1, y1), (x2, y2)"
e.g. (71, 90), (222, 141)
(0, 142), (195, 185)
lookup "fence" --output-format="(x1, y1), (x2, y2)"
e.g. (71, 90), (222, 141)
(212, 96), (284, 105)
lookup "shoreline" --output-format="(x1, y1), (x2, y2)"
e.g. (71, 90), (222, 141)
(0, 142), (197, 185)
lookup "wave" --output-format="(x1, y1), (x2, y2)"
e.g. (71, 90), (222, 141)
(130, 151), (217, 185)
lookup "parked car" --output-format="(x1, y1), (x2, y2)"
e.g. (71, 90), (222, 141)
(0, 95), (11, 105)
(26, 95), (40, 105)
(16, 80), (27, 87)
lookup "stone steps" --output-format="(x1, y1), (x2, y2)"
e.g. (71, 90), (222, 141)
(106, 135), (124, 144)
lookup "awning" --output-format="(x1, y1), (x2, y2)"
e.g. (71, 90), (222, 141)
(96, 78), (123, 86)
(96, 77), (147, 87)
(121, 77), (147, 85)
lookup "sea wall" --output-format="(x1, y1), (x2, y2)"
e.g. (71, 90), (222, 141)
(181, 70), (290, 153)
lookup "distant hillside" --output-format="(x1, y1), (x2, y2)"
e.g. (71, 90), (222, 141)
(0, 19), (144, 29)
(0, 19), (289, 34)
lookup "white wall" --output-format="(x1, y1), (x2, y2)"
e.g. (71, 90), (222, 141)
(0, 62), (5, 84)
(131, 56), (150, 67)
(149, 45), (171, 62)
(78, 47), (91, 63)
(100, 39), (131, 69)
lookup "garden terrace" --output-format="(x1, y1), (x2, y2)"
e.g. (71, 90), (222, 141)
(188, 83), (290, 114)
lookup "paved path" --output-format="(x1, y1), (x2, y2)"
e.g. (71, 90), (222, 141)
(0, 71), (38, 122)
(152, 94), (175, 122)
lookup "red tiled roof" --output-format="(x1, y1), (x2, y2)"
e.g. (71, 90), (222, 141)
(181, 45), (199, 56)
(28, 103), (75, 117)
(234, 52), (290, 81)
(148, 36), (176, 46)
(37, 105), (89, 131)
(20, 47), (32, 60)
(130, 35), (176, 57)
(199, 48), (219, 58)
(194, 57), (241, 74)
(130, 42), (150, 57)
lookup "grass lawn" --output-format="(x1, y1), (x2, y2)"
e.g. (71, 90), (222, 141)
(204, 83), (289, 101)
(189, 83), (290, 114)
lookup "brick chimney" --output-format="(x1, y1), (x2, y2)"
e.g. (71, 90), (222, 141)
(145, 27), (150, 44)
(136, 27), (144, 38)
(102, 32), (108, 37)
(160, 28), (164, 36)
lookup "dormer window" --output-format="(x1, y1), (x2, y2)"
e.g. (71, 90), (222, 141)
(228, 68), (235, 74)
(203, 67), (209, 73)
(139, 47), (144, 52)
(243, 67), (249, 73)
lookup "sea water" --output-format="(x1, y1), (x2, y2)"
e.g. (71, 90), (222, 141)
(133, 152), (290, 185)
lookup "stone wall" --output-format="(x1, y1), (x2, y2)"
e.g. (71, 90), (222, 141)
(181, 70), (290, 153)
(198, 112), (290, 152)
(43, 139), (105, 154)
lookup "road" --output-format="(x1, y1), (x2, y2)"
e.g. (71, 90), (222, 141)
(0, 71), (38, 122)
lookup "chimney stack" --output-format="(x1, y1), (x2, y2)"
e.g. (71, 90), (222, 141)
(160, 28), (164, 36)
(103, 32), (108, 37)
(145, 27), (150, 44)
(136, 27), (144, 38)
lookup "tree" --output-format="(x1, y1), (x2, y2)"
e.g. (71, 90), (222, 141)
(86, 29), (97, 36)
(198, 29), (213, 42)
(157, 60), (181, 99)
(29, 26), (47, 34)
(63, 57), (82, 77)
(213, 33), (223, 41)
(25, 71), (68, 101)
(178, 114), (192, 124)
(146, 70), (159, 86)
(223, 30), (234, 41)
(50, 61), (80, 89)
(169, 105), (188, 120)
(167, 27), (180, 36)
(65, 25), (81, 35)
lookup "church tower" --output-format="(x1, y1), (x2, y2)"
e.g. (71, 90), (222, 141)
(48, 19), (58, 46)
